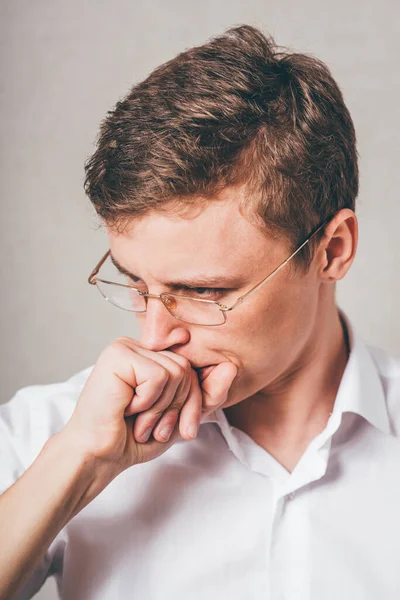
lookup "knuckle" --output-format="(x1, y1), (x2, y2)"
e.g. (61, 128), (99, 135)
(143, 407), (164, 425)
(181, 360), (192, 377)
(155, 366), (169, 387)
(117, 335), (138, 344)
(165, 405), (181, 418)
(158, 404), (180, 423)
(100, 343), (124, 362)
(159, 351), (191, 372)
(165, 361), (184, 382)
(112, 336), (133, 347)
(173, 363), (185, 380)
(135, 412), (157, 432)
(174, 355), (191, 371)
(154, 409), (180, 437)
(169, 387), (187, 409)
(107, 338), (130, 355)
(110, 336), (140, 354)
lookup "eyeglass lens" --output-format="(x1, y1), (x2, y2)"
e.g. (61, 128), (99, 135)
(95, 280), (225, 325)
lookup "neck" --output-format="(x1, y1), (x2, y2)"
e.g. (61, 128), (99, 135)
(224, 303), (350, 472)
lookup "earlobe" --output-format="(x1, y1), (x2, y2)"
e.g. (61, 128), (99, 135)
(320, 249), (337, 282)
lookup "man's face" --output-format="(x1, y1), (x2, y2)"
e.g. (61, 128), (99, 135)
(107, 188), (322, 409)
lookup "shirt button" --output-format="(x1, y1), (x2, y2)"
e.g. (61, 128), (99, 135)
(287, 492), (295, 500)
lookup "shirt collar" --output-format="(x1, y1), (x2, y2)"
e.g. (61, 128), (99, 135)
(200, 308), (391, 440)
(332, 308), (390, 434)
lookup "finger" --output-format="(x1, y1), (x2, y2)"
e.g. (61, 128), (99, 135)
(200, 362), (238, 415)
(139, 351), (194, 442)
(80, 340), (168, 423)
(156, 350), (192, 370)
(122, 342), (191, 372)
(150, 367), (194, 443)
(132, 358), (191, 442)
(132, 419), (183, 464)
(175, 368), (203, 440)
(152, 368), (201, 442)
(123, 346), (190, 415)
(134, 380), (189, 442)
(151, 406), (181, 443)
(123, 346), (192, 442)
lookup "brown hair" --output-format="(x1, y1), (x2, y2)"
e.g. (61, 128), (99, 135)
(84, 24), (358, 273)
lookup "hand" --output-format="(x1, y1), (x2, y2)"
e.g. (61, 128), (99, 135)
(62, 337), (237, 478)
(123, 340), (237, 444)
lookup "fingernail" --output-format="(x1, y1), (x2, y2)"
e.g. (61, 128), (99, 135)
(140, 427), (152, 442)
(159, 425), (173, 441)
(186, 424), (198, 439)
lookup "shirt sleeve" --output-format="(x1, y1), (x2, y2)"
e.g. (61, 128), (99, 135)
(0, 367), (93, 599)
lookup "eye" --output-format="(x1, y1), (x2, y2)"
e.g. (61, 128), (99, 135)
(122, 273), (227, 300)
(187, 287), (225, 300)
(124, 275), (146, 290)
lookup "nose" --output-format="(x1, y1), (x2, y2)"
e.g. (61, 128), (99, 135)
(136, 295), (190, 352)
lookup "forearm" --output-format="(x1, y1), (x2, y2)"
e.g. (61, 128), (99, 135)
(0, 431), (102, 600)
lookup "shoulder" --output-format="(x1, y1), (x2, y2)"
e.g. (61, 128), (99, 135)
(0, 365), (94, 489)
(367, 344), (400, 380)
(367, 343), (400, 433)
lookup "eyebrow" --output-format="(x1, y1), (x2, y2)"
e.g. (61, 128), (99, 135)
(109, 252), (245, 289)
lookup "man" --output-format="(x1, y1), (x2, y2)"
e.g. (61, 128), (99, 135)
(1, 23), (399, 600)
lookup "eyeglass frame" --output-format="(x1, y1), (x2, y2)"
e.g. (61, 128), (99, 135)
(88, 217), (331, 326)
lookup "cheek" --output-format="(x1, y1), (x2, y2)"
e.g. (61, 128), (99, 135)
(224, 283), (316, 369)
(224, 289), (282, 340)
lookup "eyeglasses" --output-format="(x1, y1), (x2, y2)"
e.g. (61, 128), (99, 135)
(88, 218), (330, 326)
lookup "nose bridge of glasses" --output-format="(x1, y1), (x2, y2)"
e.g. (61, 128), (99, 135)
(142, 291), (164, 299)
(141, 291), (178, 312)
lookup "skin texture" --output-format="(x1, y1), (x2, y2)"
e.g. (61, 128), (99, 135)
(107, 185), (358, 472)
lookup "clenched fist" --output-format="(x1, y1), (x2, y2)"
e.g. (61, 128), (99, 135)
(62, 337), (238, 479)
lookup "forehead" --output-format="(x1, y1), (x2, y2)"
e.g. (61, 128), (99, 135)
(107, 197), (278, 279)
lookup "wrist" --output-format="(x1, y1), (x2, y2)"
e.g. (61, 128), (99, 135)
(45, 429), (121, 517)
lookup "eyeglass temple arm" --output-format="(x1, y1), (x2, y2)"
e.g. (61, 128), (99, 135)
(223, 220), (328, 312)
(88, 250), (111, 284)
(88, 218), (329, 294)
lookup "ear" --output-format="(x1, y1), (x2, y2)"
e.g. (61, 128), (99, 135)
(318, 209), (358, 282)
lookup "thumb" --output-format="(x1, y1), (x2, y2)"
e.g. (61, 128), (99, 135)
(200, 362), (238, 413)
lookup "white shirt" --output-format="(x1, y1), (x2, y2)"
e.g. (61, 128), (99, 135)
(2, 307), (400, 600)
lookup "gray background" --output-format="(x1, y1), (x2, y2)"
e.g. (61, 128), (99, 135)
(1, 1), (399, 598)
